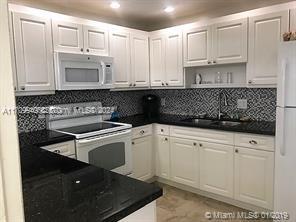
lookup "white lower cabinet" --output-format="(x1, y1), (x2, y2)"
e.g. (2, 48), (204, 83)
(199, 142), (234, 198)
(234, 147), (274, 209)
(131, 135), (153, 181)
(170, 137), (199, 188)
(155, 135), (170, 180)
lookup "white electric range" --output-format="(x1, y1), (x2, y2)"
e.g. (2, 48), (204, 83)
(47, 102), (132, 175)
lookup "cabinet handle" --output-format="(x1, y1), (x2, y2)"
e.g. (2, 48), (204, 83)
(249, 140), (258, 145)
(161, 82), (165, 86)
(133, 83), (136, 87)
(53, 150), (61, 154)
(207, 61), (211, 64)
(248, 80), (252, 84)
(160, 129), (164, 132)
(86, 49), (90, 52)
(165, 83), (169, 86)
(20, 86), (25, 90)
(193, 142), (197, 146)
(129, 83), (132, 87)
(212, 60), (217, 64)
(199, 143), (203, 147)
(14, 86), (16, 91)
(164, 138), (168, 141)
(235, 149), (239, 153)
(80, 48), (83, 52)
(140, 130), (145, 134)
(132, 141), (135, 145)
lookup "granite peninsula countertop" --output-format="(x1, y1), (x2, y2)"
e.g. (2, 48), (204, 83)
(18, 130), (162, 222)
(114, 114), (276, 136)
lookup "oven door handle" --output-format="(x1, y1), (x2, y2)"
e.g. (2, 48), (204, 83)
(77, 130), (131, 144)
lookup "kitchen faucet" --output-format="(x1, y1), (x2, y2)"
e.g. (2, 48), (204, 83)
(218, 91), (229, 120)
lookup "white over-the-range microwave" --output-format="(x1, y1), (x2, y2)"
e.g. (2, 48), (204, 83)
(54, 52), (114, 90)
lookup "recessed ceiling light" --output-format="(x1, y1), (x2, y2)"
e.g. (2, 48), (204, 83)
(110, 1), (120, 9)
(164, 6), (175, 13)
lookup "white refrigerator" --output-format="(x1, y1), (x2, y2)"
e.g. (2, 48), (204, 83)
(274, 41), (296, 221)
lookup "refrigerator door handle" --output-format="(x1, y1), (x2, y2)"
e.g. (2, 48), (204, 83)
(279, 109), (286, 156)
(279, 59), (287, 107)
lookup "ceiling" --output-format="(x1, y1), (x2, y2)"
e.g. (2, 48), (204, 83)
(9, 0), (295, 31)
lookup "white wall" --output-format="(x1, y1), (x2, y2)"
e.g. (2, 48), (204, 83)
(0, 0), (25, 221)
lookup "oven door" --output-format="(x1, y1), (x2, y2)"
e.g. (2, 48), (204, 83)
(76, 130), (132, 175)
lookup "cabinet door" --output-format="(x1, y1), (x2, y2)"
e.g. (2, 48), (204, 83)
(234, 147), (274, 209)
(150, 34), (165, 87)
(110, 31), (131, 88)
(83, 25), (109, 56)
(155, 136), (170, 180)
(52, 20), (83, 53)
(131, 33), (150, 88)
(165, 31), (183, 86)
(13, 12), (55, 91)
(170, 137), (199, 188)
(291, 9), (296, 31)
(247, 11), (289, 85)
(183, 25), (212, 67)
(131, 136), (153, 181)
(212, 18), (247, 64)
(200, 142), (234, 198)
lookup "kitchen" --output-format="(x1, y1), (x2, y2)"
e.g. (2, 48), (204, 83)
(0, 0), (296, 221)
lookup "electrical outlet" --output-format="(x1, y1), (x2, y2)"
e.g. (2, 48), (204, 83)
(161, 98), (166, 106)
(237, 99), (248, 109)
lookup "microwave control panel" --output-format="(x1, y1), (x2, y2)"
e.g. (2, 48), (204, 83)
(105, 63), (113, 84)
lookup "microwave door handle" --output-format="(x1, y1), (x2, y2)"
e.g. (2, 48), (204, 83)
(100, 61), (105, 85)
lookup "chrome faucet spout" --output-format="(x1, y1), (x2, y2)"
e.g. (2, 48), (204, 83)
(218, 92), (229, 120)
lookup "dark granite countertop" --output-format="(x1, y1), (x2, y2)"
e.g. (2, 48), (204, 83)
(19, 130), (162, 222)
(114, 114), (276, 136)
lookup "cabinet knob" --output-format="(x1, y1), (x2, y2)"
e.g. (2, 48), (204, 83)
(161, 82), (165, 86)
(249, 140), (258, 145)
(193, 142), (197, 146)
(212, 60), (217, 64)
(86, 49), (90, 52)
(53, 150), (61, 154)
(129, 83), (132, 87)
(235, 149), (239, 153)
(165, 83), (169, 86)
(20, 86), (25, 90)
(199, 143), (203, 147)
(133, 83), (136, 87)
(132, 141), (135, 145)
(140, 130), (145, 134)
(248, 80), (252, 84)
(207, 61), (212, 64)
(80, 48), (83, 52)
(164, 138), (168, 141)
(161, 129), (164, 132)
(14, 86), (16, 91)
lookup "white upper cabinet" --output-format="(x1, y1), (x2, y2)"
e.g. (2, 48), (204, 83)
(12, 12), (55, 91)
(199, 142), (234, 198)
(234, 147), (274, 209)
(165, 31), (183, 86)
(247, 11), (289, 85)
(52, 20), (83, 53)
(110, 30), (131, 88)
(212, 18), (248, 64)
(290, 8), (296, 31)
(150, 34), (166, 87)
(131, 32), (150, 88)
(83, 25), (109, 56)
(170, 137), (199, 188)
(183, 25), (212, 67)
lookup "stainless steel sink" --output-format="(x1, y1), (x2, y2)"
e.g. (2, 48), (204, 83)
(212, 121), (241, 126)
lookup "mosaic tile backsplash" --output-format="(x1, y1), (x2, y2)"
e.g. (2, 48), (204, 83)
(16, 88), (276, 132)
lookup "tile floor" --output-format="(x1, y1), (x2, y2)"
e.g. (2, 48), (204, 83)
(156, 183), (271, 222)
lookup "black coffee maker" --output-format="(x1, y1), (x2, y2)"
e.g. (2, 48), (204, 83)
(142, 94), (160, 119)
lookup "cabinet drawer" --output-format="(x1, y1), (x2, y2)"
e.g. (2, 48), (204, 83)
(154, 124), (170, 136)
(41, 141), (76, 157)
(170, 126), (234, 145)
(132, 125), (152, 139)
(234, 133), (275, 151)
